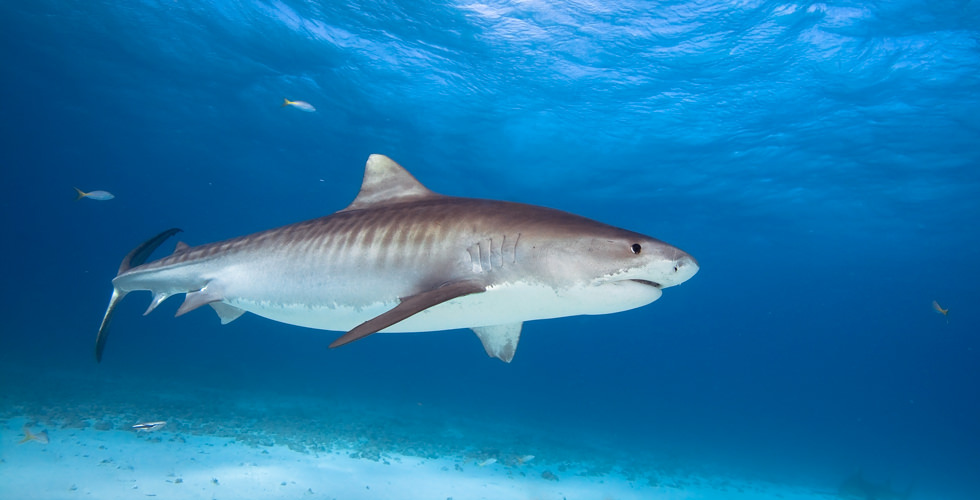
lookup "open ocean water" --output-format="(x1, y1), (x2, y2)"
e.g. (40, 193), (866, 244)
(1, 1), (978, 499)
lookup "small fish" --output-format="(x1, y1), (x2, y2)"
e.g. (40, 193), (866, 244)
(131, 421), (167, 432)
(477, 458), (497, 467)
(281, 98), (316, 112)
(517, 454), (535, 464)
(74, 187), (114, 201)
(932, 300), (949, 323)
(19, 426), (49, 445)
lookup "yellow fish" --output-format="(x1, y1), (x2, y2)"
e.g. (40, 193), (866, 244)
(281, 98), (316, 112)
(74, 187), (115, 201)
(932, 300), (948, 323)
(19, 426), (49, 445)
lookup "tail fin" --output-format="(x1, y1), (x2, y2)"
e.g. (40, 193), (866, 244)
(74, 187), (87, 201)
(18, 426), (35, 444)
(281, 98), (291, 107)
(95, 228), (182, 362)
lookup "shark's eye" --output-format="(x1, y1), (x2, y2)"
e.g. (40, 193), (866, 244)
(630, 243), (642, 254)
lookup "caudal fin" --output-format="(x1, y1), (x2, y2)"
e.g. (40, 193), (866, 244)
(18, 426), (35, 444)
(281, 98), (291, 107)
(95, 228), (182, 362)
(74, 187), (87, 200)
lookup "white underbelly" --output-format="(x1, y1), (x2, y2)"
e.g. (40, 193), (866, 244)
(225, 280), (662, 333)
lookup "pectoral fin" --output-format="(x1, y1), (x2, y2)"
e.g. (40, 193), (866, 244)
(330, 280), (486, 348)
(472, 323), (523, 363)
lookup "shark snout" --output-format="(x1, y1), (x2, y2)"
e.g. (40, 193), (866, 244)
(660, 250), (699, 288)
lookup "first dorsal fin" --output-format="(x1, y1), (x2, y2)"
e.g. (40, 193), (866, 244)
(341, 155), (439, 212)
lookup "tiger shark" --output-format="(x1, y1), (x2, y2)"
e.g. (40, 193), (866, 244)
(95, 154), (698, 363)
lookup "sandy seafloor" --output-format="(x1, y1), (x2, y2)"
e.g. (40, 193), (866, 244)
(0, 364), (853, 500)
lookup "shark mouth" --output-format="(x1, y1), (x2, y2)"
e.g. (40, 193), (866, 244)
(630, 279), (661, 288)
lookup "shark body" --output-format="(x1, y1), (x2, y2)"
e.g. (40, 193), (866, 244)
(96, 155), (698, 363)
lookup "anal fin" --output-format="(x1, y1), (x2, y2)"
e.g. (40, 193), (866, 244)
(330, 280), (486, 348)
(143, 292), (171, 316)
(472, 323), (523, 363)
(210, 302), (246, 324)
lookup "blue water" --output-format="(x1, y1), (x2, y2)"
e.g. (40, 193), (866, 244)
(2, 0), (978, 498)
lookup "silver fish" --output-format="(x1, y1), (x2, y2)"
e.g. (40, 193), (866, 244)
(74, 187), (114, 201)
(131, 421), (167, 432)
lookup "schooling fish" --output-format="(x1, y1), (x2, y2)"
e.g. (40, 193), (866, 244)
(281, 98), (316, 112)
(19, 426), (49, 445)
(131, 421), (167, 432)
(74, 187), (115, 201)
